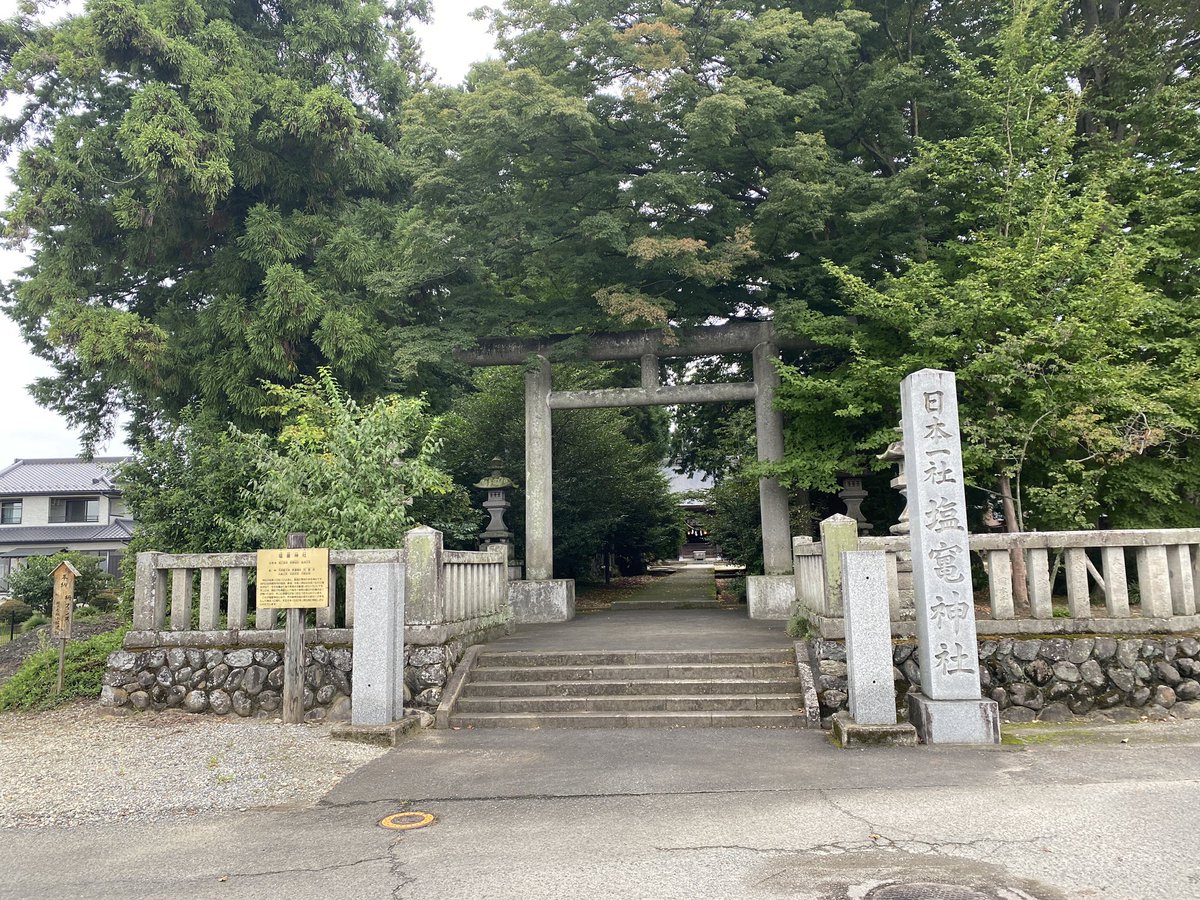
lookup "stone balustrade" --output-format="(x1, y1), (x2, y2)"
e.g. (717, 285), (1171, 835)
(794, 526), (1200, 638)
(129, 527), (513, 649)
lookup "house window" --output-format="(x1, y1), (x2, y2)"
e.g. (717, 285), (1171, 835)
(0, 500), (20, 525)
(49, 497), (100, 523)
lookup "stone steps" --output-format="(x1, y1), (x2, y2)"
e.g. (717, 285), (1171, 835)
(451, 710), (806, 728)
(457, 694), (802, 713)
(474, 649), (795, 666)
(449, 648), (806, 728)
(610, 600), (722, 610)
(464, 678), (802, 697)
(470, 663), (796, 682)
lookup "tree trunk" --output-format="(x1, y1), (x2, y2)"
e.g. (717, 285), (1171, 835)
(997, 474), (1030, 613)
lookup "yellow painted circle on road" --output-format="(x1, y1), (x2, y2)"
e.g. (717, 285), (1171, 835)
(379, 811), (435, 831)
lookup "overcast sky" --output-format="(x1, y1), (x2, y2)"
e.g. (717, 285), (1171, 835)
(0, 0), (496, 466)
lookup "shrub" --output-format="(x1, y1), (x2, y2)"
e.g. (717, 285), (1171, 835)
(5, 552), (114, 614)
(20, 613), (49, 633)
(0, 627), (128, 711)
(0, 598), (34, 632)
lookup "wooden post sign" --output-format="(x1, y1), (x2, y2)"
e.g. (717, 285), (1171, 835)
(257, 534), (328, 724)
(51, 560), (80, 695)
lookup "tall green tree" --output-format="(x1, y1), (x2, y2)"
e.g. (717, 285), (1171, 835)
(774, 0), (1199, 530)
(1, 0), (433, 445)
(399, 0), (982, 338)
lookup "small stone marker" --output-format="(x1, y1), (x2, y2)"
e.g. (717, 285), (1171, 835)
(50, 560), (79, 695)
(819, 514), (859, 616)
(351, 559), (405, 728)
(900, 369), (999, 744)
(832, 551), (917, 748)
(843, 551), (895, 726)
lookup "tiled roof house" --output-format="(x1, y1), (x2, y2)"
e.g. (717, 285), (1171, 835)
(0, 457), (133, 593)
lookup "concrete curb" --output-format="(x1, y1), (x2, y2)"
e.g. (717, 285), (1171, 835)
(435, 644), (483, 728)
(793, 640), (823, 729)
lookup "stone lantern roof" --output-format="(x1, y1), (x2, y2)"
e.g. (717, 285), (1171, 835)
(474, 458), (515, 490)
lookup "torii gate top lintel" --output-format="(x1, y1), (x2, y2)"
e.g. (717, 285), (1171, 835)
(456, 320), (808, 368)
(456, 321), (795, 582)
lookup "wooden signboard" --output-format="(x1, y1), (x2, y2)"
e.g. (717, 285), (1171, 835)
(50, 560), (79, 640)
(256, 547), (330, 609)
(51, 560), (80, 695)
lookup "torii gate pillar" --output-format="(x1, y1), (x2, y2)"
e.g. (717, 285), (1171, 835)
(753, 340), (793, 577)
(525, 356), (555, 581)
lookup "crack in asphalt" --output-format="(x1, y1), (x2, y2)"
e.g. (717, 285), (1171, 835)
(388, 836), (417, 900)
(316, 772), (1200, 811)
(319, 785), (817, 809)
(655, 835), (1047, 859)
(216, 854), (392, 881)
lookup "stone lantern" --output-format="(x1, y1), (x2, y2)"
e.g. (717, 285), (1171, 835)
(837, 475), (872, 536)
(475, 457), (515, 547)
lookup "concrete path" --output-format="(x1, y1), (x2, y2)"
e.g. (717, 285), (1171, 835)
(488, 565), (792, 653)
(610, 565), (720, 609)
(5, 720), (1200, 899)
(486, 606), (792, 653)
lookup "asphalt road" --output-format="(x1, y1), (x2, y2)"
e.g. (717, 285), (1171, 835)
(4, 721), (1199, 900)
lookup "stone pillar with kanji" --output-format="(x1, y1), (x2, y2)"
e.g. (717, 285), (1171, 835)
(900, 369), (999, 744)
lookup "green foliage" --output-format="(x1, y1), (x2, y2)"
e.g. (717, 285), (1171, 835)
(773, 0), (1200, 530)
(0, 598), (34, 628)
(5, 553), (113, 615)
(21, 613), (49, 633)
(707, 474), (770, 575)
(785, 611), (813, 640)
(238, 369), (463, 549)
(0, 0), (432, 445)
(439, 368), (684, 578)
(0, 627), (127, 711)
(121, 412), (264, 556)
(123, 370), (470, 555)
(3, 0), (1198, 538)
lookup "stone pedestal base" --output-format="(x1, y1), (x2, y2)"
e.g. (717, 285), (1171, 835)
(831, 712), (918, 748)
(330, 715), (422, 747)
(747, 575), (794, 620)
(907, 693), (1001, 745)
(510, 580), (575, 623)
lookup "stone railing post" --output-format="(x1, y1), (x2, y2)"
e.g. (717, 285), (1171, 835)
(132, 552), (162, 631)
(404, 526), (444, 625)
(820, 514), (860, 616)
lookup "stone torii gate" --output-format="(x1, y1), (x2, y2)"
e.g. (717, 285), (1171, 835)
(457, 320), (806, 620)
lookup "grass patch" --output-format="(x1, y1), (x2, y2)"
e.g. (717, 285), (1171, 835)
(1001, 722), (1111, 747)
(0, 626), (127, 712)
(785, 610), (813, 639)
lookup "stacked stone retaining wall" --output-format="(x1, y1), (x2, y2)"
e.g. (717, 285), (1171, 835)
(810, 635), (1200, 725)
(102, 640), (470, 718)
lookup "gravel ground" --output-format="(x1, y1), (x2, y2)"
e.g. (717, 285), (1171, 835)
(0, 702), (387, 828)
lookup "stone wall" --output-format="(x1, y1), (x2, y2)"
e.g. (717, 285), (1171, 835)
(404, 640), (468, 708)
(101, 646), (353, 721)
(102, 640), (470, 718)
(809, 635), (1200, 725)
